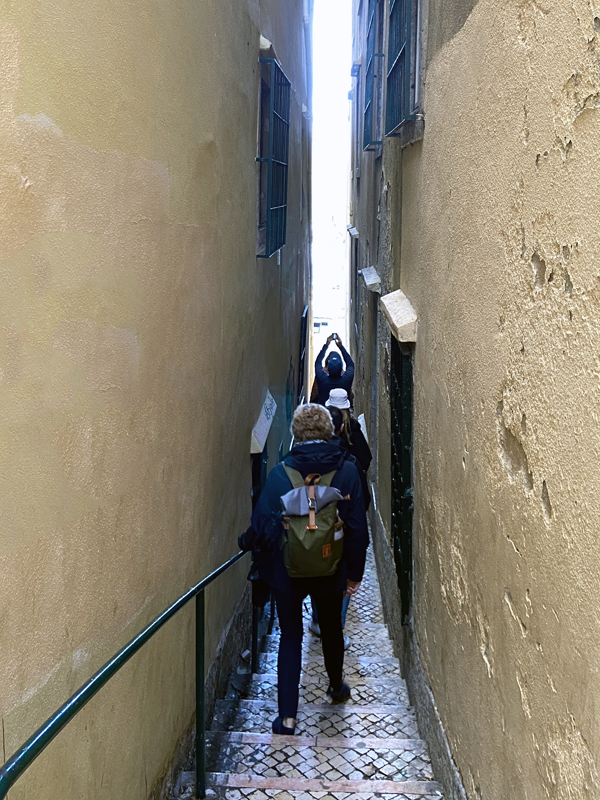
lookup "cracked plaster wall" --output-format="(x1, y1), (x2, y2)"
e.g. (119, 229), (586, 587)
(0, 2), (310, 798)
(398, 0), (600, 797)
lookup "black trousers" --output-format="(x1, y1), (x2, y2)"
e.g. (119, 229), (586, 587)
(273, 577), (344, 719)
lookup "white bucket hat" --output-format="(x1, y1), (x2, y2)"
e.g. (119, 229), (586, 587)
(326, 388), (351, 409)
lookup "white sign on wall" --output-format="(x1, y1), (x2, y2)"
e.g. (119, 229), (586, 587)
(251, 390), (277, 454)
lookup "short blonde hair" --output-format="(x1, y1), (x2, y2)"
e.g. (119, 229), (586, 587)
(292, 403), (334, 442)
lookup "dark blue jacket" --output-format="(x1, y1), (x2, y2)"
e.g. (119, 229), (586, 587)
(240, 441), (369, 592)
(331, 435), (371, 511)
(315, 343), (354, 405)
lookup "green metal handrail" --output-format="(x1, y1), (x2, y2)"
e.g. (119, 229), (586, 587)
(0, 549), (249, 800)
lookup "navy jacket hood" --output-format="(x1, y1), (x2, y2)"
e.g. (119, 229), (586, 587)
(284, 441), (346, 475)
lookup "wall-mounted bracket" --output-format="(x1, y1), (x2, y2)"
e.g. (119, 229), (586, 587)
(361, 266), (381, 293)
(380, 289), (417, 341)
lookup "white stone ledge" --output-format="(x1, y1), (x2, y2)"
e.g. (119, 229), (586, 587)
(361, 266), (381, 293)
(380, 290), (417, 342)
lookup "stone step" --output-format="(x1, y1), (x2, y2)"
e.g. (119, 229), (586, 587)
(252, 666), (406, 688)
(207, 731), (427, 751)
(205, 773), (442, 797)
(258, 653), (400, 678)
(247, 674), (409, 706)
(264, 633), (396, 660)
(204, 786), (442, 800)
(257, 653), (401, 682)
(205, 731), (433, 782)
(212, 700), (419, 739)
(342, 600), (386, 625)
(342, 619), (388, 635)
(295, 622), (391, 640)
(275, 621), (390, 636)
(191, 547), (444, 800)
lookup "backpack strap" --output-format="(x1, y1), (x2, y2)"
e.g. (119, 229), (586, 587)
(283, 465), (337, 488)
(282, 466), (340, 531)
(306, 481), (318, 530)
(283, 464), (305, 488)
(319, 471), (336, 487)
(283, 466), (319, 529)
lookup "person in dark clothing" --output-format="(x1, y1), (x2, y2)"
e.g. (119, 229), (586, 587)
(326, 388), (372, 473)
(312, 334), (355, 406)
(238, 404), (369, 736)
(328, 406), (371, 511)
(308, 405), (371, 646)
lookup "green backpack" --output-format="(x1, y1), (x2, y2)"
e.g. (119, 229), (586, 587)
(280, 465), (346, 578)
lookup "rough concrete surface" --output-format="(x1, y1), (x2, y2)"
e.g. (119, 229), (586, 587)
(370, 510), (467, 800)
(402, 1), (600, 798)
(352, 0), (600, 797)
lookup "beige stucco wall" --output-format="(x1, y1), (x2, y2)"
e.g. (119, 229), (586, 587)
(352, 0), (600, 796)
(0, 0), (310, 797)
(401, 0), (600, 797)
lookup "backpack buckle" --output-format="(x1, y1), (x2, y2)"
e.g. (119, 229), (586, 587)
(306, 486), (318, 530)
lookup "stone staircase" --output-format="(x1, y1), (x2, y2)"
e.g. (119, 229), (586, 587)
(202, 549), (443, 800)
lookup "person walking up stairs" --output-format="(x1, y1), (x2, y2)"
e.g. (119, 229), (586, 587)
(204, 546), (443, 799)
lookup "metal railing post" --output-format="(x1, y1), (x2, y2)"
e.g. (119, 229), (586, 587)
(196, 589), (205, 799)
(268, 592), (276, 635)
(0, 549), (247, 800)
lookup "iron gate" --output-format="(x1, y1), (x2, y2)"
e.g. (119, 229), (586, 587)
(390, 337), (413, 623)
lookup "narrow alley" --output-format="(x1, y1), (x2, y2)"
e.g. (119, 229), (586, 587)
(2, 0), (600, 799)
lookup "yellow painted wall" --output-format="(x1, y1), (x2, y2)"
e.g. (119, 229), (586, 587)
(402, 0), (600, 797)
(0, 0), (310, 796)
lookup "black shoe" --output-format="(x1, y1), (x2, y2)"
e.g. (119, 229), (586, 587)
(272, 716), (295, 735)
(326, 681), (351, 703)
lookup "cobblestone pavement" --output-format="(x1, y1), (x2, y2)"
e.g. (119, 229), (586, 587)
(197, 548), (442, 800)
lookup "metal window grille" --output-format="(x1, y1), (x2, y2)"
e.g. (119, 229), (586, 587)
(363, 0), (383, 150)
(351, 64), (361, 177)
(297, 305), (309, 404)
(352, 238), (360, 332)
(257, 58), (291, 259)
(385, 0), (417, 135)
